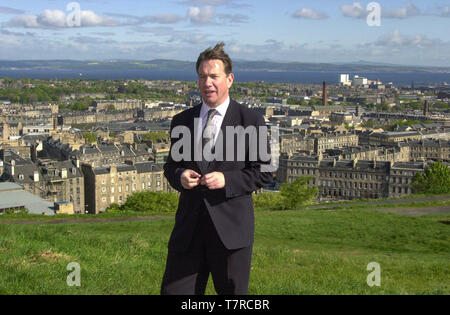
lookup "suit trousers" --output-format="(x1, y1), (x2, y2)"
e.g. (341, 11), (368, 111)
(160, 202), (253, 295)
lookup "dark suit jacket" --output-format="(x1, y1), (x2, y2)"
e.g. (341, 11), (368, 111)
(164, 99), (273, 252)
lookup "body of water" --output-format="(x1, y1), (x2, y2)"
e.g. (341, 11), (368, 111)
(0, 69), (448, 86)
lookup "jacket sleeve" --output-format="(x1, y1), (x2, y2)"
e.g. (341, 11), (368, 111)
(163, 117), (187, 193)
(222, 113), (274, 198)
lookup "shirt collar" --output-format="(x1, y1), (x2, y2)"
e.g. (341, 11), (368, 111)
(201, 96), (230, 119)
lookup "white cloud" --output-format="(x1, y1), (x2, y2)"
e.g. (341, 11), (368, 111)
(384, 2), (420, 19)
(341, 2), (423, 20)
(340, 2), (366, 18)
(292, 8), (328, 20)
(375, 30), (442, 48)
(37, 10), (67, 28)
(6, 14), (41, 28)
(80, 10), (117, 27)
(188, 6), (216, 24)
(3, 9), (117, 28)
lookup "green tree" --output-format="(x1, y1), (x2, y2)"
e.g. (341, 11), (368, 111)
(83, 132), (97, 144)
(411, 161), (450, 195)
(279, 176), (318, 210)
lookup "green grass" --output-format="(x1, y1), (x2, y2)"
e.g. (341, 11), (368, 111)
(0, 209), (449, 295)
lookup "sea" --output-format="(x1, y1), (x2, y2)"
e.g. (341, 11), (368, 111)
(0, 69), (449, 86)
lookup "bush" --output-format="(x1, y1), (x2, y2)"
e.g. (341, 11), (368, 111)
(253, 191), (284, 210)
(254, 177), (318, 211)
(106, 191), (179, 215)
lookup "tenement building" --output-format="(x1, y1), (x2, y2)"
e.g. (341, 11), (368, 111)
(408, 139), (450, 161)
(279, 132), (359, 156)
(278, 155), (426, 201)
(1, 154), (85, 213)
(82, 161), (168, 214)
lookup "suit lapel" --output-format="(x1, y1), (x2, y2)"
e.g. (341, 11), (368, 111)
(188, 104), (202, 172)
(205, 99), (238, 173)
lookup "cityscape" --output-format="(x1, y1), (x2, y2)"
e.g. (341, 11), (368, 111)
(0, 0), (449, 297)
(0, 72), (449, 215)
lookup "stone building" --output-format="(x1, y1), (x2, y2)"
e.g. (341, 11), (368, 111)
(44, 139), (154, 166)
(278, 154), (426, 201)
(314, 133), (359, 154)
(280, 132), (359, 157)
(409, 139), (450, 161)
(82, 161), (168, 214)
(324, 145), (411, 163)
(366, 131), (422, 146)
(1, 155), (85, 213)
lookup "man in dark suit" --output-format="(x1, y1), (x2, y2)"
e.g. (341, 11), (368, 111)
(161, 42), (273, 295)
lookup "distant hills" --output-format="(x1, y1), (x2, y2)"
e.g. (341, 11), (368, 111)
(0, 59), (449, 73)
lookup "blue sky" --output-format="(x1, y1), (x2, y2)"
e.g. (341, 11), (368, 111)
(0, 0), (449, 66)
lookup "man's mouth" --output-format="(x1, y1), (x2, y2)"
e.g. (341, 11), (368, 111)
(205, 90), (216, 97)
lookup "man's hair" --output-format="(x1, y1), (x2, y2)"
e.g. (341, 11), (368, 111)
(196, 42), (233, 75)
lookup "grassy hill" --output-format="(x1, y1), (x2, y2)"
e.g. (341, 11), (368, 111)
(1, 207), (449, 295)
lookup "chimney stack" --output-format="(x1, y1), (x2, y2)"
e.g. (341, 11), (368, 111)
(423, 100), (429, 116)
(322, 81), (327, 106)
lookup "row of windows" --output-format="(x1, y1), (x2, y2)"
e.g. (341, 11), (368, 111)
(392, 186), (409, 194)
(288, 169), (397, 181)
(392, 177), (410, 184)
(320, 172), (385, 181)
(321, 189), (380, 198)
(319, 180), (383, 190)
(101, 182), (161, 193)
(102, 174), (161, 184)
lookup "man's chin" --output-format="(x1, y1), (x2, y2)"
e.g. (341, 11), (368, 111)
(203, 98), (218, 107)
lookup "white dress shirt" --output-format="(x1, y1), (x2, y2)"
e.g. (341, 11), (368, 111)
(196, 96), (230, 146)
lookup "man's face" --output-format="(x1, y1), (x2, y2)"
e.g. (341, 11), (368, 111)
(198, 59), (234, 108)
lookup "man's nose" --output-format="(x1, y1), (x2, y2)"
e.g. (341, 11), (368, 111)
(204, 76), (213, 86)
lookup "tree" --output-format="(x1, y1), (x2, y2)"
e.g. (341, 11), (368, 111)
(83, 132), (97, 144)
(412, 161), (450, 195)
(279, 176), (318, 209)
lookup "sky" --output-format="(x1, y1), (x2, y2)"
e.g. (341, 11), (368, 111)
(0, 0), (449, 66)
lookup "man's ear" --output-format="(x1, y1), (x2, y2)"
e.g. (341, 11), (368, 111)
(227, 73), (234, 88)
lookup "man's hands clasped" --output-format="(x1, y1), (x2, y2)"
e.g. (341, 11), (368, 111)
(180, 169), (225, 190)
